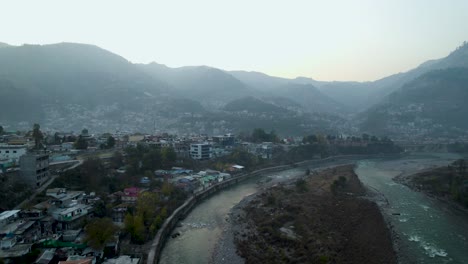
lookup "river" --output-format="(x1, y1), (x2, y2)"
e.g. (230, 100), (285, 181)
(355, 153), (468, 264)
(159, 168), (305, 264)
(159, 154), (468, 264)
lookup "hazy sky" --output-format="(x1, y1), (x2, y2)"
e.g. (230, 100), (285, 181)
(1, 0), (467, 81)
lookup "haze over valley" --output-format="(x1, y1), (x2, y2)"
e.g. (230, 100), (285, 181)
(1, 41), (468, 140)
(2, 1), (468, 264)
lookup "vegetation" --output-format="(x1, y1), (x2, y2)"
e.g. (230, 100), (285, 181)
(100, 135), (116, 149)
(32, 123), (43, 149)
(85, 218), (118, 249)
(403, 159), (468, 207)
(124, 144), (177, 175)
(74, 135), (88, 150)
(235, 165), (395, 263)
(251, 128), (279, 143)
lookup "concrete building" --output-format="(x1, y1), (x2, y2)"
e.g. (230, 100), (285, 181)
(19, 153), (50, 187)
(190, 143), (212, 160)
(0, 144), (27, 164)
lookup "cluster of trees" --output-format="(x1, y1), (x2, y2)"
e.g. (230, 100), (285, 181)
(32, 123), (44, 149)
(100, 135), (116, 149)
(124, 192), (167, 243)
(302, 133), (392, 144)
(124, 144), (177, 175)
(250, 128), (279, 143)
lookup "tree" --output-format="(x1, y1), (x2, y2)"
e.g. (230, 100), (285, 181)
(0, 125), (4, 135)
(124, 214), (145, 243)
(107, 136), (116, 148)
(32, 123), (44, 149)
(74, 135), (88, 150)
(82, 128), (89, 136)
(136, 192), (160, 224)
(161, 147), (177, 169)
(85, 218), (118, 249)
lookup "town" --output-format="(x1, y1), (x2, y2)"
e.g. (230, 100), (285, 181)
(0, 123), (404, 264)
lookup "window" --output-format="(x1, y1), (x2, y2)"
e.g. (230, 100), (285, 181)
(13, 151), (17, 153)
(5, 151), (9, 153)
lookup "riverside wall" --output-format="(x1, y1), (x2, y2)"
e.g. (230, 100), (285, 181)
(146, 153), (399, 263)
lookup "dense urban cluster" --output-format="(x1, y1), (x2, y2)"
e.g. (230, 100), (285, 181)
(0, 123), (406, 263)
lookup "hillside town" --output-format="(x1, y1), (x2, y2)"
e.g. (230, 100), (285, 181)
(0, 123), (405, 263)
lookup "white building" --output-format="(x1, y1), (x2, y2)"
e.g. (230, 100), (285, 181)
(0, 144), (27, 164)
(190, 143), (212, 160)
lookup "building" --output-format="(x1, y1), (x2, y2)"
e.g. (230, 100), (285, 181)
(121, 187), (142, 203)
(19, 153), (50, 187)
(0, 144), (27, 164)
(190, 143), (212, 160)
(212, 134), (235, 146)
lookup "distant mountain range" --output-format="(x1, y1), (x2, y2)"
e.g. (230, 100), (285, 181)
(360, 67), (468, 138)
(0, 41), (467, 138)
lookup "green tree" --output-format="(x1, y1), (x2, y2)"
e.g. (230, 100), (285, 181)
(0, 125), (4, 135)
(32, 123), (43, 149)
(107, 136), (116, 148)
(124, 214), (145, 243)
(161, 181), (173, 196)
(136, 192), (160, 224)
(161, 147), (177, 169)
(142, 148), (162, 171)
(85, 218), (118, 249)
(74, 135), (88, 150)
(82, 128), (89, 136)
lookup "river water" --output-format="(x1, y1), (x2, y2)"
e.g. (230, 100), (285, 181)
(355, 153), (468, 264)
(160, 154), (468, 264)
(159, 168), (305, 264)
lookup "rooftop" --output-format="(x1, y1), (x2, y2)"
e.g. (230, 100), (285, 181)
(0, 210), (20, 222)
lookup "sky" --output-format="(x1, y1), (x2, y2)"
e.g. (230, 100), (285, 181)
(1, 0), (468, 82)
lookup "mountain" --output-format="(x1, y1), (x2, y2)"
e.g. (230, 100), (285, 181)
(0, 43), (208, 132)
(0, 42), (344, 135)
(229, 71), (346, 114)
(318, 42), (468, 111)
(223, 96), (289, 114)
(359, 67), (468, 138)
(138, 63), (259, 108)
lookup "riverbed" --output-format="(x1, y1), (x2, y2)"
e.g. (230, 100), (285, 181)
(159, 154), (468, 264)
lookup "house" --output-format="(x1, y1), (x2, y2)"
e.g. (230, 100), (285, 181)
(121, 187), (142, 203)
(229, 164), (245, 172)
(0, 143), (27, 164)
(46, 189), (84, 208)
(0, 210), (40, 260)
(58, 256), (93, 264)
(50, 203), (94, 230)
(111, 204), (129, 225)
(103, 255), (140, 264)
(19, 153), (50, 187)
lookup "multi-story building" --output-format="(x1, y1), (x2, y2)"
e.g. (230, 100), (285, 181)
(0, 144), (27, 164)
(19, 153), (50, 187)
(190, 143), (212, 160)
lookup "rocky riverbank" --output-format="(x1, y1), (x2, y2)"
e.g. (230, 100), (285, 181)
(230, 165), (396, 264)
